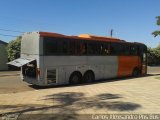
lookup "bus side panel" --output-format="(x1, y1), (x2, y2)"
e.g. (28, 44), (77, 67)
(43, 56), (118, 85)
(83, 56), (118, 80)
(117, 56), (141, 77)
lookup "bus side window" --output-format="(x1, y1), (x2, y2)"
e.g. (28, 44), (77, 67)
(138, 45), (147, 55)
(76, 40), (80, 55)
(130, 45), (138, 55)
(110, 43), (122, 55)
(102, 43), (110, 55)
(79, 41), (87, 55)
(88, 42), (96, 55)
(88, 41), (100, 55)
(96, 42), (101, 55)
(99, 43), (104, 55)
(68, 40), (76, 55)
(123, 44), (130, 55)
(44, 37), (57, 55)
(62, 40), (68, 54)
(110, 44), (115, 55)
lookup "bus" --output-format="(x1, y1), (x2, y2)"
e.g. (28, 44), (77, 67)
(8, 32), (147, 86)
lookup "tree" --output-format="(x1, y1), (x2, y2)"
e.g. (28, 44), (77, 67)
(7, 36), (21, 61)
(152, 16), (160, 37)
(147, 44), (160, 65)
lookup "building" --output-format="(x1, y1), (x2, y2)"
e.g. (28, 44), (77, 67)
(0, 40), (8, 70)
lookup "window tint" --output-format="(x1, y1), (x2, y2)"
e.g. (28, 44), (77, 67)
(123, 44), (130, 55)
(79, 42), (87, 55)
(99, 43), (110, 55)
(96, 43), (101, 54)
(130, 45), (138, 55)
(88, 41), (99, 55)
(68, 39), (76, 54)
(87, 41), (110, 55)
(139, 45), (147, 55)
(44, 37), (57, 55)
(110, 43), (124, 55)
(57, 39), (68, 54)
(43, 36), (142, 56)
(62, 40), (68, 54)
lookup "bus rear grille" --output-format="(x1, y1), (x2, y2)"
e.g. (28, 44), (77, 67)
(47, 69), (56, 84)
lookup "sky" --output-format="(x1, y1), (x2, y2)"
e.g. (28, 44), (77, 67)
(0, 0), (159, 48)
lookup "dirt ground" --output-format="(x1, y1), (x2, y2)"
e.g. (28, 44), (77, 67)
(0, 66), (159, 94)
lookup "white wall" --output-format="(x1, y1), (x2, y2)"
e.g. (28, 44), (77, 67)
(0, 44), (8, 70)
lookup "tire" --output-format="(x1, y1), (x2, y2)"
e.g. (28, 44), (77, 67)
(83, 71), (95, 83)
(69, 72), (82, 85)
(132, 68), (140, 77)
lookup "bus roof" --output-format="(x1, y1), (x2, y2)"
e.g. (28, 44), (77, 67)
(39, 31), (125, 42)
(38, 31), (144, 45)
(78, 34), (118, 39)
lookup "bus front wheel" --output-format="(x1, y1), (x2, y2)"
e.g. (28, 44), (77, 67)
(69, 72), (82, 85)
(132, 68), (140, 77)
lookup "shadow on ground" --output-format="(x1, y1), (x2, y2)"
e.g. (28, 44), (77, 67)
(0, 92), (141, 120)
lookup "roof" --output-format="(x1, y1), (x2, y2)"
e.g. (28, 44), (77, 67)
(39, 31), (125, 43)
(0, 40), (8, 45)
(78, 34), (125, 42)
(24, 31), (145, 45)
(78, 34), (118, 39)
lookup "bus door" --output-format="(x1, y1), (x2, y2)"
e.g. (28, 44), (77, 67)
(139, 45), (147, 75)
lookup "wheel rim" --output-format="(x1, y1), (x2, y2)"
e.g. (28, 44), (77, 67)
(84, 72), (93, 82)
(133, 69), (139, 77)
(72, 75), (79, 84)
(86, 74), (92, 82)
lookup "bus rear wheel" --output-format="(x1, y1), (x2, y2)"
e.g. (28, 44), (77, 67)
(69, 72), (82, 85)
(132, 68), (140, 77)
(83, 71), (95, 83)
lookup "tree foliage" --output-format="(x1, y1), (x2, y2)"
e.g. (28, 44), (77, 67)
(152, 16), (160, 37)
(147, 44), (160, 65)
(7, 36), (21, 61)
(156, 16), (160, 25)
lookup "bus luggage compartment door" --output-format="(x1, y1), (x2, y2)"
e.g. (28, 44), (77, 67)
(46, 68), (57, 84)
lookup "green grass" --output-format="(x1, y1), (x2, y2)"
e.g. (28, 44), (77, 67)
(155, 77), (160, 80)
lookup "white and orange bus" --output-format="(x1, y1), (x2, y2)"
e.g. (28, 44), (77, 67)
(8, 32), (147, 86)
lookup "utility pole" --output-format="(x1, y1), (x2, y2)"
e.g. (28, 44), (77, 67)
(110, 29), (113, 37)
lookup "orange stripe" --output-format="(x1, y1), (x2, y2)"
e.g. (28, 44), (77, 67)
(118, 56), (141, 77)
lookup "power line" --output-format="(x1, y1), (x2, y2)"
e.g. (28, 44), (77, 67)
(0, 33), (18, 37)
(0, 28), (24, 33)
(0, 15), (49, 29)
